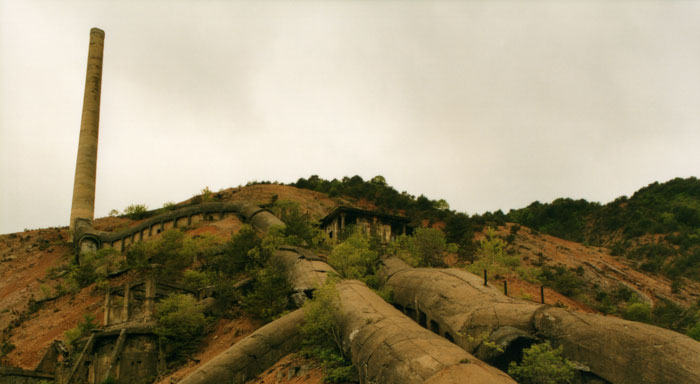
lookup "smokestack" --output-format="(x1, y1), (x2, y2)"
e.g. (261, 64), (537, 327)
(70, 28), (105, 231)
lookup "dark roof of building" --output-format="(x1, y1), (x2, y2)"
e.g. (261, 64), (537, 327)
(319, 206), (410, 227)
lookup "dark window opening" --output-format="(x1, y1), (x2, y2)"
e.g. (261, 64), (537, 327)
(405, 307), (417, 321)
(487, 337), (536, 372)
(418, 310), (427, 327)
(444, 332), (454, 342)
(430, 320), (440, 334)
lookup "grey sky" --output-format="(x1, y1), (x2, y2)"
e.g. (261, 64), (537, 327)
(1, 0), (699, 234)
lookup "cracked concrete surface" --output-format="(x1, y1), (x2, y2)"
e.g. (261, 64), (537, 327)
(336, 280), (515, 383)
(380, 257), (700, 384)
(178, 309), (305, 384)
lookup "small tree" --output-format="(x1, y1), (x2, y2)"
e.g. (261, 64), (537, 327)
(466, 227), (521, 278)
(64, 314), (98, 353)
(328, 227), (379, 283)
(411, 227), (447, 267)
(210, 225), (261, 275)
(301, 282), (357, 382)
(155, 293), (207, 363)
(479, 227), (507, 266)
(241, 257), (293, 322)
(69, 248), (122, 289)
(507, 341), (575, 384)
(199, 187), (213, 203)
(162, 201), (176, 210)
(126, 230), (194, 278)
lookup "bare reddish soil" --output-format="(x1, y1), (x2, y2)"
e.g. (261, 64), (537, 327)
(155, 314), (261, 384)
(5, 286), (103, 369)
(246, 353), (325, 384)
(0, 228), (73, 333)
(485, 224), (700, 307)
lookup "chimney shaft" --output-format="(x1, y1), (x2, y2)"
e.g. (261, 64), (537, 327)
(70, 28), (105, 230)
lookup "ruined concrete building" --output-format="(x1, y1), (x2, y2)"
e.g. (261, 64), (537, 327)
(63, 278), (208, 384)
(320, 206), (410, 243)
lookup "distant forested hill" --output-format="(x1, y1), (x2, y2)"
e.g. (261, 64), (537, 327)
(507, 177), (700, 281)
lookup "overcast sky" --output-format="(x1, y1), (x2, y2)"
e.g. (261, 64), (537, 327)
(1, 1), (699, 234)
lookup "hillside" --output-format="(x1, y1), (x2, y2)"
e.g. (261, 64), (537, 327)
(507, 177), (700, 282)
(1, 180), (700, 384)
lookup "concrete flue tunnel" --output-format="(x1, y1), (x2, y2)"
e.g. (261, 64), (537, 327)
(178, 309), (306, 384)
(379, 257), (700, 384)
(335, 280), (516, 384)
(73, 202), (285, 259)
(270, 247), (518, 384)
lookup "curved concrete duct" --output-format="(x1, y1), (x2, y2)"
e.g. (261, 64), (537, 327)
(336, 280), (516, 384)
(273, 246), (337, 305)
(74, 202), (283, 257)
(272, 247), (516, 383)
(240, 204), (286, 233)
(380, 257), (700, 384)
(178, 308), (305, 384)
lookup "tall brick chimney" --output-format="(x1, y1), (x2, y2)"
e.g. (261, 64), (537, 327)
(70, 28), (105, 231)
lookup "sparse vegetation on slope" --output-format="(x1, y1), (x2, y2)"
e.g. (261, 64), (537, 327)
(507, 177), (700, 282)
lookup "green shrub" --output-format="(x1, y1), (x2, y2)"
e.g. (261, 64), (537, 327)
(465, 227), (521, 278)
(623, 302), (652, 323)
(241, 257), (293, 322)
(203, 226), (285, 316)
(155, 293), (207, 363)
(652, 299), (693, 331)
(507, 341), (575, 384)
(411, 227), (448, 267)
(212, 225), (261, 275)
(328, 227), (379, 284)
(386, 234), (420, 267)
(182, 270), (212, 292)
(127, 230), (194, 278)
(538, 265), (584, 297)
(387, 227), (449, 268)
(64, 314), (98, 352)
(687, 321), (700, 341)
(122, 204), (149, 220)
(301, 282), (357, 383)
(199, 187), (213, 203)
(68, 248), (122, 289)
